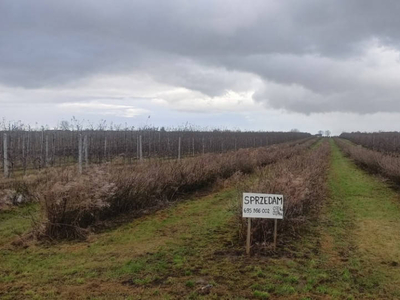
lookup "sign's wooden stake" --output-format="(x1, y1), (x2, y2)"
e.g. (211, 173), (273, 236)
(246, 218), (251, 255)
(242, 193), (283, 255)
(273, 219), (278, 251)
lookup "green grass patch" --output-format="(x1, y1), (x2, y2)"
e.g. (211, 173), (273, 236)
(0, 203), (39, 247)
(325, 139), (400, 298)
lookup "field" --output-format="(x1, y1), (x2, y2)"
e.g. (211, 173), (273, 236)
(0, 128), (309, 176)
(1, 133), (400, 299)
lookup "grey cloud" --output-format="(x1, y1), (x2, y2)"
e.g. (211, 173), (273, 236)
(1, 0), (400, 114)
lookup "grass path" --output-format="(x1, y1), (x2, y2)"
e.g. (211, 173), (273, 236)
(321, 139), (400, 299)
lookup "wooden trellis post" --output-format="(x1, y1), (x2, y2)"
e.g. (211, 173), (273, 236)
(104, 136), (108, 162)
(78, 134), (83, 174)
(84, 135), (89, 168)
(22, 134), (26, 174)
(45, 135), (49, 167)
(178, 137), (181, 160)
(3, 133), (9, 178)
(139, 135), (143, 161)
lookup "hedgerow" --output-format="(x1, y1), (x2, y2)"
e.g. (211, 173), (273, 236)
(35, 138), (317, 240)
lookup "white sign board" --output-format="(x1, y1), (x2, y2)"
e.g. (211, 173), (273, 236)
(243, 193), (284, 219)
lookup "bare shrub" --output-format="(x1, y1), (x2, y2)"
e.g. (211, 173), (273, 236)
(36, 138), (318, 240)
(340, 131), (400, 154)
(234, 140), (331, 249)
(335, 138), (400, 184)
(36, 167), (117, 239)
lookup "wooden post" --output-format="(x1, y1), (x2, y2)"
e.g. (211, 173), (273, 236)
(84, 135), (89, 168)
(45, 135), (49, 167)
(52, 134), (56, 166)
(192, 138), (195, 156)
(27, 131), (30, 157)
(104, 136), (107, 162)
(3, 133), (9, 178)
(178, 137), (181, 160)
(158, 131), (161, 154)
(124, 131), (127, 164)
(22, 134), (26, 175)
(246, 218), (251, 255)
(139, 135), (143, 161)
(40, 130), (44, 169)
(136, 135), (139, 160)
(78, 134), (83, 174)
(273, 219), (278, 251)
(202, 137), (205, 155)
(148, 132), (151, 158)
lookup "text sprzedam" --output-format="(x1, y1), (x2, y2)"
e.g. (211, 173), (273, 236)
(243, 195), (283, 206)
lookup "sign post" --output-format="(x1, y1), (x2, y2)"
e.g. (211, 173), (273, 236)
(246, 218), (251, 255)
(274, 219), (278, 251)
(242, 193), (284, 255)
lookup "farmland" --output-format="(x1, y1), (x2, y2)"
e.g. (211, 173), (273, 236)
(1, 132), (400, 299)
(0, 126), (309, 177)
(3, 0), (400, 299)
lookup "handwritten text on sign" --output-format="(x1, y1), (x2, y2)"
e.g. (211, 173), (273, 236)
(242, 193), (284, 219)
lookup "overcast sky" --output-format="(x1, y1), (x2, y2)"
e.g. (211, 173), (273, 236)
(1, 0), (400, 134)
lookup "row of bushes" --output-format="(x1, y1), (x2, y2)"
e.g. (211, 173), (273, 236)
(0, 138), (314, 209)
(340, 132), (400, 155)
(234, 139), (331, 250)
(335, 138), (400, 184)
(36, 138), (318, 240)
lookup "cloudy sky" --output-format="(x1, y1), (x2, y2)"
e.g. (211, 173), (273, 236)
(1, 0), (400, 134)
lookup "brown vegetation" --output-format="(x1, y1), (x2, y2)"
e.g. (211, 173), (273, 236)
(234, 140), (331, 249)
(335, 138), (400, 184)
(1, 123), (310, 176)
(340, 131), (400, 154)
(35, 138), (317, 240)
